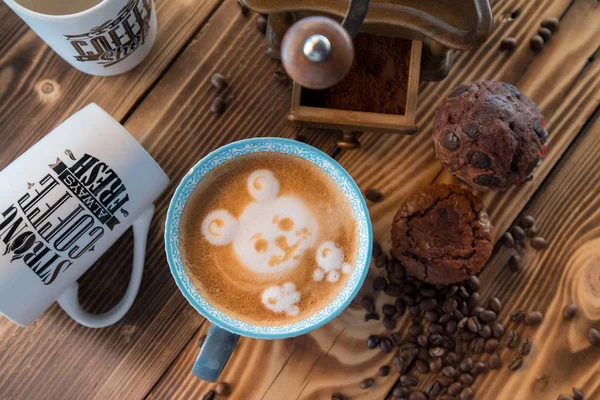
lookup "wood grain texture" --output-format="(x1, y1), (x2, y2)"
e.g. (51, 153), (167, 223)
(143, 1), (600, 399)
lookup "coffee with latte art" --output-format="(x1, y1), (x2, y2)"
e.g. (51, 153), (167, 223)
(179, 153), (358, 325)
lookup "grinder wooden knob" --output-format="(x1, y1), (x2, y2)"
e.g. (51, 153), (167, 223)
(281, 16), (354, 90)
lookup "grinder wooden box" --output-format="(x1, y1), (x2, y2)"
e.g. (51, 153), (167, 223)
(289, 40), (422, 135)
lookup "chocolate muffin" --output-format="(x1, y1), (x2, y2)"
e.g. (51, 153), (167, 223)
(433, 80), (548, 191)
(391, 185), (493, 285)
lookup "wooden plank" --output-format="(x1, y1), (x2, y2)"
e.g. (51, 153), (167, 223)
(144, 1), (600, 399)
(0, 0), (223, 169)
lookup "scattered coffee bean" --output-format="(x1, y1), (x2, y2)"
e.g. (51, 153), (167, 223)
(472, 361), (488, 376)
(378, 365), (390, 377)
(500, 37), (517, 51)
(429, 347), (446, 358)
(439, 376), (454, 387)
(524, 311), (544, 325)
(392, 386), (409, 399)
(467, 316), (482, 333)
(460, 387), (475, 400)
(211, 97), (226, 114)
(471, 337), (485, 354)
(527, 226), (538, 237)
(519, 215), (534, 228)
(361, 297), (375, 313)
(589, 328), (600, 346)
(373, 276), (387, 291)
(508, 356), (523, 371)
(541, 17), (560, 33)
(512, 226), (526, 241)
(255, 15), (267, 34)
(445, 351), (459, 365)
(460, 373), (474, 386)
(426, 381), (442, 397)
(385, 284), (402, 297)
(446, 319), (458, 334)
(425, 310), (439, 323)
(530, 35), (544, 51)
(480, 310), (497, 323)
(360, 378), (374, 389)
(573, 387), (584, 400)
(448, 382), (463, 396)
(417, 347), (429, 361)
(429, 323), (444, 335)
(215, 382), (230, 396)
(415, 359), (429, 374)
(400, 375), (418, 387)
(409, 392), (427, 400)
(429, 334), (443, 347)
(511, 309), (525, 323)
(367, 335), (379, 349)
(558, 396), (574, 400)
(383, 304), (397, 316)
(508, 254), (522, 273)
(393, 356), (406, 374)
(210, 73), (228, 90)
(488, 354), (502, 369)
(531, 236), (548, 250)
(383, 317), (397, 330)
(430, 357), (443, 373)
(537, 27), (552, 42)
(420, 298), (437, 312)
(409, 324), (423, 336)
(493, 322), (505, 339)
(390, 333), (402, 347)
(506, 330), (520, 348)
(471, 306), (484, 317)
(380, 338), (393, 353)
(442, 365), (457, 378)
(331, 393), (345, 400)
(202, 390), (216, 400)
(520, 338), (533, 355)
(365, 312), (380, 322)
(563, 304), (579, 320)
(489, 297), (502, 313)
(485, 339), (499, 353)
(395, 300), (407, 316)
(365, 188), (383, 203)
(459, 357), (473, 372)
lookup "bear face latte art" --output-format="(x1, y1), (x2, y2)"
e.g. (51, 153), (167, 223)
(179, 153), (358, 325)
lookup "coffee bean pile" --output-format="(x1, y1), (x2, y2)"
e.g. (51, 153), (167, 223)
(202, 382), (230, 399)
(531, 17), (560, 52)
(502, 214), (548, 272)
(350, 245), (548, 399)
(209, 73), (228, 115)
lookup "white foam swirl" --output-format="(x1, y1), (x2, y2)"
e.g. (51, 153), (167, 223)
(201, 210), (238, 245)
(248, 169), (280, 202)
(261, 282), (300, 316)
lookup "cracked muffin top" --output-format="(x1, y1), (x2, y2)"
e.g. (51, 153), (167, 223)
(391, 184), (493, 285)
(433, 80), (548, 191)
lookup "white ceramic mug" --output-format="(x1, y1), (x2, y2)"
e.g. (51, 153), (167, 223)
(3, 0), (157, 76)
(0, 103), (169, 328)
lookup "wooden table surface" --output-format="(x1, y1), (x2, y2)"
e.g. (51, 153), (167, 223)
(1, 0), (599, 399)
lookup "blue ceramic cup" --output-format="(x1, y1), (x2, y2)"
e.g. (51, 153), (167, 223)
(165, 138), (372, 382)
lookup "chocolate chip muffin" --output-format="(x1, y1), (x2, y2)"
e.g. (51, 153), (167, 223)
(391, 185), (493, 285)
(433, 80), (548, 191)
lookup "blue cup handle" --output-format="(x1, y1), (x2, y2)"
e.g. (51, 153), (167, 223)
(192, 324), (240, 382)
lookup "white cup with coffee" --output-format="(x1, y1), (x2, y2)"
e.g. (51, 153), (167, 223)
(165, 138), (373, 382)
(3, 0), (157, 76)
(0, 103), (169, 327)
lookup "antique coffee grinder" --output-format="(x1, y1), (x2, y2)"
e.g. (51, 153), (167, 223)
(242, 0), (493, 148)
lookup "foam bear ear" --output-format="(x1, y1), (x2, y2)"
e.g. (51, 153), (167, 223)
(261, 282), (300, 316)
(247, 169), (280, 202)
(201, 209), (238, 245)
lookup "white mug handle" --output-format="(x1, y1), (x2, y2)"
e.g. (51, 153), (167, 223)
(57, 205), (155, 328)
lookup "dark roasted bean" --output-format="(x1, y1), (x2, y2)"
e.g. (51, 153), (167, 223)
(520, 338), (532, 355)
(468, 292), (481, 309)
(445, 319), (458, 334)
(415, 359), (429, 374)
(489, 297), (502, 313)
(459, 357), (473, 372)
(500, 37), (517, 51)
(445, 351), (458, 365)
(364, 313), (380, 322)
(365, 188), (384, 203)
(588, 328), (600, 346)
(441, 336), (455, 350)
(480, 310), (497, 323)
(430, 357), (443, 373)
(375, 254), (388, 268)
(472, 361), (488, 376)
(420, 298), (437, 312)
(530, 35), (544, 51)
(448, 382), (462, 396)
(203, 390), (216, 400)
(510, 309), (525, 323)
(506, 330), (519, 348)
(471, 306), (485, 316)
(524, 311), (544, 325)
(215, 382), (229, 396)
(527, 226), (538, 237)
(367, 335), (379, 349)
(400, 375), (418, 387)
(429, 334), (443, 347)
(373, 276), (387, 292)
(392, 386), (409, 399)
(456, 340), (469, 355)
(425, 310), (439, 323)
(520, 215), (535, 228)
(508, 254), (522, 273)
(493, 322), (505, 339)
(393, 356), (406, 374)
(573, 387), (584, 400)
(395, 300), (406, 317)
(210, 73), (228, 90)
(503, 232), (515, 248)
(439, 376), (454, 387)
(479, 325), (492, 339)
(508, 356), (524, 372)
(390, 333), (402, 347)
(488, 354), (501, 369)
(541, 17), (560, 33)
(417, 347), (429, 361)
(362, 297), (375, 313)
(360, 378), (374, 389)
(383, 317), (397, 330)
(460, 373), (474, 386)
(383, 304), (397, 316)
(466, 276), (481, 292)
(426, 381), (442, 397)
(378, 365), (390, 377)
(442, 366), (457, 378)
(372, 241), (382, 258)
(408, 324), (423, 336)
(531, 236), (548, 250)
(563, 304), (579, 320)
(511, 226), (526, 241)
(467, 316), (481, 333)
(429, 347), (446, 358)
(384, 283), (402, 297)
(417, 334), (428, 347)
(485, 339), (499, 353)
(429, 323), (444, 335)
(443, 298), (458, 313)
(380, 338), (392, 353)
(460, 387), (475, 400)
(211, 97), (226, 114)
(471, 338), (485, 354)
